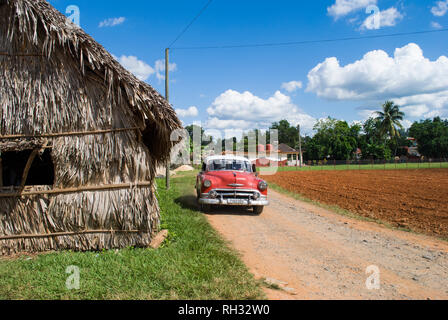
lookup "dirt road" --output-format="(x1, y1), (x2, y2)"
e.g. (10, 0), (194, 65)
(205, 190), (448, 300)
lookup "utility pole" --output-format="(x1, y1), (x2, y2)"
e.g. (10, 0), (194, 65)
(297, 124), (303, 168)
(165, 48), (170, 190)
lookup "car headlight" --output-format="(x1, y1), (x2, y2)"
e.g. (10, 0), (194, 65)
(258, 181), (268, 191)
(203, 179), (212, 188)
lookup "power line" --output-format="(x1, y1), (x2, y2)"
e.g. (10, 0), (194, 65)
(171, 28), (448, 50)
(168, 0), (214, 49)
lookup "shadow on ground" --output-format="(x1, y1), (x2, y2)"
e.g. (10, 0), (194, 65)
(175, 195), (256, 216)
(206, 206), (255, 216)
(175, 195), (199, 211)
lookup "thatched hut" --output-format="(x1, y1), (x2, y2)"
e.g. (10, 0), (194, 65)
(0, 0), (181, 255)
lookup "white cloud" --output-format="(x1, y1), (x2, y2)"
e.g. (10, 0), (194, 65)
(281, 81), (303, 93)
(328, 1), (403, 30)
(154, 59), (177, 81)
(431, 0), (448, 17)
(401, 119), (413, 129)
(328, 0), (377, 19)
(307, 43), (448, 101)
(348, 17), (360, 25)
(357, 104), (444, 125)
(393, 91), (448, 118)
(206, 118), (253, 130)
(357, 109), (378, 120)
(431, 21), (443, 29)
(113, 56), (177, 82)
(425, 109), (448, 118)
(99, 17), (126, 28)
(394, 91), (448, 110)
(307, 43), (448, 121)
(176, 106), (199, 118)
(205, 90), (316, 133)
(401, 105), (430, 118)
(358, 98), (448, 124)
(114, 55), (155, 81)
(360, 7), (403, 30)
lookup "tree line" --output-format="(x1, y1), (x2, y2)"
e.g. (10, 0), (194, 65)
(272, 101), (448, 160)
(185, 101), (448, 160)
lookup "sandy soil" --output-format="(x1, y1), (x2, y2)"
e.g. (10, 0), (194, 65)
(204, 190), (448, 300)
(263, 169), (448, 238)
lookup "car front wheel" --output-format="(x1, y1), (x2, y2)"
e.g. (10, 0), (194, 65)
(253, 206), (264, 215)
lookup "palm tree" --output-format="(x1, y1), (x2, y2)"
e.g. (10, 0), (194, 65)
(375, 101), (405, 156)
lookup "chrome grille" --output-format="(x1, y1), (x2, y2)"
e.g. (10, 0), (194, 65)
(213, 189), (259, 200)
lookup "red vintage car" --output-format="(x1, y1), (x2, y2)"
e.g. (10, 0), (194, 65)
(196, 156), (269, 214)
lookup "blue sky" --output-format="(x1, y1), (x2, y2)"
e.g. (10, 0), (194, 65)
(48, 0), (448, 136)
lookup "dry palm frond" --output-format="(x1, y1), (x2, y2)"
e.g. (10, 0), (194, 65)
(0, 0), (181, 254)
(0, 0), (181, 163)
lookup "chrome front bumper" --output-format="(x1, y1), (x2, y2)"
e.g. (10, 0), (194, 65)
(199, 198), (269, 206)
(199, 190), (269, 206)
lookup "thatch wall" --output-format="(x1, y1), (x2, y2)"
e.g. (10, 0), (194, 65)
(0, 0), (181, 254)
(0, 186), (159, 255)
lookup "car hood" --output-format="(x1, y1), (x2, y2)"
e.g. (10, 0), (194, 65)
(204, 171), (258, 189)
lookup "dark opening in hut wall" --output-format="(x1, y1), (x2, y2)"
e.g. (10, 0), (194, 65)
(1, 149), (54, 187)
(0, 0), (182, 255)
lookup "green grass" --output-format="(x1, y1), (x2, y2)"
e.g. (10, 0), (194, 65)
(260, 161), (448, 173)
(0, 173), (264, 300)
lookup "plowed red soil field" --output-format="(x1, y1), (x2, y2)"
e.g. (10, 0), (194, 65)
(262, 169), (448, 238)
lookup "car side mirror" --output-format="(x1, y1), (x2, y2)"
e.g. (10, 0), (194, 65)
(202, 163), (207, 172)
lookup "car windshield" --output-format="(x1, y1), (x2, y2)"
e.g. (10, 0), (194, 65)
(208, 159), (252, 172)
